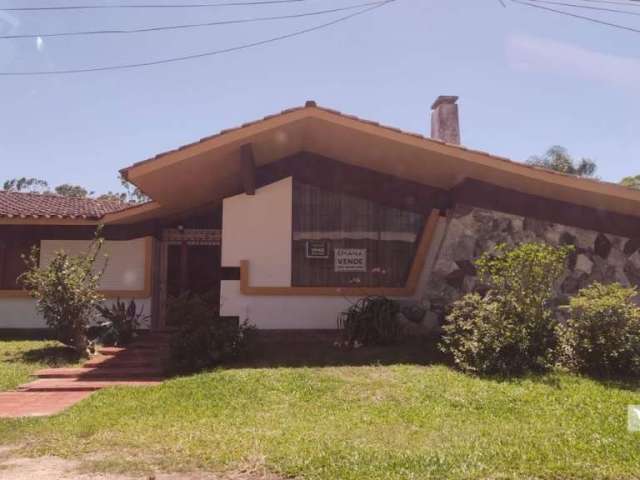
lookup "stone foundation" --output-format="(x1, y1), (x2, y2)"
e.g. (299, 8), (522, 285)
(423, 204), (640, 323)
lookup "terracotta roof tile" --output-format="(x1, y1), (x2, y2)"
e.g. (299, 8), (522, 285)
(0, 191), (138, 220)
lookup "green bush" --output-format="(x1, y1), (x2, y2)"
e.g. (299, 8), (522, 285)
(440, 242), (572, 375)
(94, 299), (148, 346)
(557, 282), (640, 377)
(19, 232), (106, 356)
(337, 296), (403, 347)
(168, 293), (254, 374)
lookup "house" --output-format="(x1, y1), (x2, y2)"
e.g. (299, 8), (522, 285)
(1, 96), (640, 333)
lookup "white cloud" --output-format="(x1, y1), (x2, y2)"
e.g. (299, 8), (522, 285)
(36, 36), (44, 52)
(506, 33), (640, 90)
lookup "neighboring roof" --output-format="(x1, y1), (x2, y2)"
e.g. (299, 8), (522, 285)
(121, 101), (640, 219)
(0, 191), (136, 220)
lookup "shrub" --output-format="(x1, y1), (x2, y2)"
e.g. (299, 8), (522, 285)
(19, 232), (106, 356)
(94, 299), (148, 346)
(337, 296), (403, 347)
(168, 293), (254, 373)
(557, 282), (640, 377)
(440, 242), (572, 375)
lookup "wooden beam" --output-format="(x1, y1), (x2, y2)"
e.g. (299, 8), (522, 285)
(452, 179), (640, 239)
(240, 143), (256, 196)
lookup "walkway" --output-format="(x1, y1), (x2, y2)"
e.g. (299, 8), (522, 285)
(0, 330), (172, 418)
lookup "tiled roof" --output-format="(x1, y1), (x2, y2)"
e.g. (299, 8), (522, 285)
(0, 191), (136, 220)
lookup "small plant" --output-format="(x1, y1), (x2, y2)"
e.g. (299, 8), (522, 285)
(440, 242), (572, 375)
(337, 296), (403, 347)
(168, 292), (254, 373)
(557, 282), (640, 377)
(19, 231), (107, 357)
(94, 299), (148, 346)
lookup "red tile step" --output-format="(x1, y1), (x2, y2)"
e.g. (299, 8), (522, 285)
(34, 367), (165, 379)
(18, 378), (163, 392)
(0, 391), (94, 418)
(2, 331), (173, 416)
(98, 345), (169, 356)
(83, 356), (161, 368)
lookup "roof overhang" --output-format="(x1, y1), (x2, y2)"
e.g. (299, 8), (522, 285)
(121, 104), (640, 219)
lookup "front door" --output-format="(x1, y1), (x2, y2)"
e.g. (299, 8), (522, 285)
(159, 228), (221, 328)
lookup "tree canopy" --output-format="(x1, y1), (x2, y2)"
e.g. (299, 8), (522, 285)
(527, 146), (597, 177)
(620, 175), (640, 190)
(2, 175), (148, 204)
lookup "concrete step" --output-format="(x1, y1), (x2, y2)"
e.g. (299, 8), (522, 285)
(19, 378), (163, 392)
(34, 367), (165, 379)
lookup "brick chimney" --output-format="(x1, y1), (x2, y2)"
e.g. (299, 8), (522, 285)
(430, 96), (460, 145)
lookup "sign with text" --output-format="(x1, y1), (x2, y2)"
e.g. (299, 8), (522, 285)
(306, 240), (330, 259)
(334, 248), (367, 272)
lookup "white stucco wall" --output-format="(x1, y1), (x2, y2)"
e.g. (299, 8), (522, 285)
(40, 238), (148, 291)
(0, 238), (151, 329)
(222, 177), (293, 287)
(220, 176), (449, 330)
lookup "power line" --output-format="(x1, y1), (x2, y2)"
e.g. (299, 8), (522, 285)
(0, 0), (311, 11)
(0, 1), (382, 39)
(0, 0), (395, 75)
(525, 0), (640, 15)
(512, 0), (640, 33)
(569, 0), (640, 7)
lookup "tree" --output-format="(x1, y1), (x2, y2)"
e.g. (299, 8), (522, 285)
(96, 192), (128, 203)
(3, 177), (49, 193)
(54, 184), (93, 198)
(621, 175), (640, 190)
(119, 174), (149, 204)
(527, 146), (597, 177)
(19, 232), (107, 356)
(2, 175), (148, 204)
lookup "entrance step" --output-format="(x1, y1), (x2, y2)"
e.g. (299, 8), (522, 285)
(98, 346), (169, 356)
(83, 356), (161, 369)
(34, 367), (165, 379)
(0, 391), (94, 418)
(18, 378), (163, 392)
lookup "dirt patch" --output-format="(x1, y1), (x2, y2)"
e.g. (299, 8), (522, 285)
(0, 450), (285, 480)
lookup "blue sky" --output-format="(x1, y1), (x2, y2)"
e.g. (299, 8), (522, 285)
(0, 0), (639, 195)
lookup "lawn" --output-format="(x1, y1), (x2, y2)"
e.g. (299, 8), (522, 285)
(1, 342), (639, 480)
(0, 339), (80, 392)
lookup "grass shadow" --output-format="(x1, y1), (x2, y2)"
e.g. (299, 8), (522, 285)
(469, 368), (640, 393)
(8, 344), (82, 367)
(230, 334), (450, 369)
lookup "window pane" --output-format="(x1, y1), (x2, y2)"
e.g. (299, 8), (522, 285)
(292, 182), (425, 287)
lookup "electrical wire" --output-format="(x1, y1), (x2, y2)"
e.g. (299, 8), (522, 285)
(524, 0), (640, 15)
(1, 0), (312, 11)
(0, 0), (394, 75)
(512, 0), (640, 33)
(567, 0), (640, 7)
(0, 1), (384, 39)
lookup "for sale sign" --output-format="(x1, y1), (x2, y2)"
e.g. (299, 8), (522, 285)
(334, 248), (367, 272)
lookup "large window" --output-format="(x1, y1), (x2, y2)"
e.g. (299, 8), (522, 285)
(0, 239), (34, 290)
(292, 182), (425, 288)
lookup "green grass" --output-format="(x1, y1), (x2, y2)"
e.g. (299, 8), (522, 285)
(0, 339), (81, 391)
(1, 358), (639, 479)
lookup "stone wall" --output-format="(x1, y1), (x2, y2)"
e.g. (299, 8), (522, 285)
(422, 204), (640, 323)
